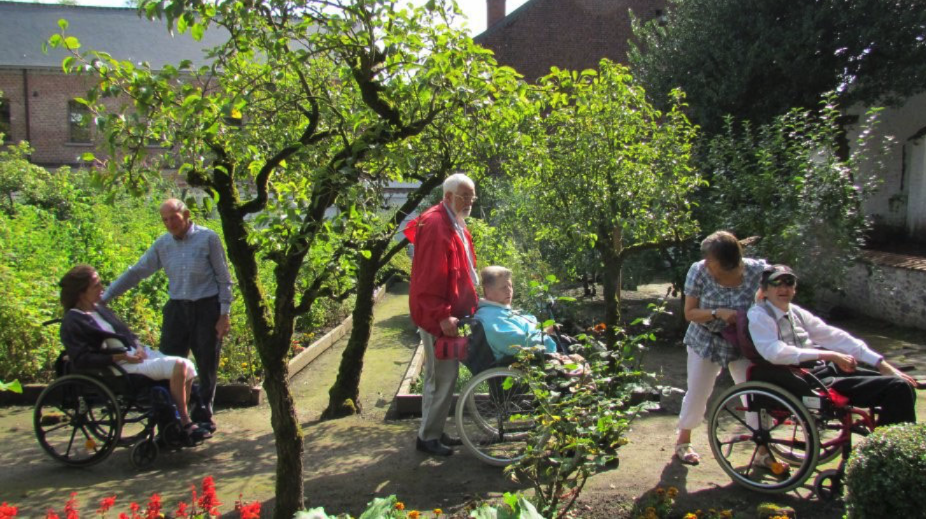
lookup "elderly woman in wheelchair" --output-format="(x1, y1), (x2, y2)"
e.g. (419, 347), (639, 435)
(34, 264), (209, 468)
(707, 264), (917, 497)
(451, 266), (588, 466)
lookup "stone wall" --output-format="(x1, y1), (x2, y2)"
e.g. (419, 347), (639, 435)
(825, 251), (926, 331)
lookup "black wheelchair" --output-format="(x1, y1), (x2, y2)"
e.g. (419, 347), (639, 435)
(33, 319), (210, 469)
(707, 359), (881, 499)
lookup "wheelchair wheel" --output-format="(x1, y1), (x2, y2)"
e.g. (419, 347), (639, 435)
(130, 437), (159, 469)
(770, 411), (843, 467)
(34, 374), (123, 467)
(708, 381), (819, 493)
(455, 367), (537, 466)
(813, 468), (843, 501)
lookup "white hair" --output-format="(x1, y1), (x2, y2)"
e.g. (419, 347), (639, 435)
(442, 172), (475, 195)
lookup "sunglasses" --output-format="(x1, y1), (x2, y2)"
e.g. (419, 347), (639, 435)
(767, 277), (796, 287)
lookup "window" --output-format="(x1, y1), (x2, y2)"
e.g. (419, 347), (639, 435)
(0, 98), (10, 142)
(68, 100), (91, 143)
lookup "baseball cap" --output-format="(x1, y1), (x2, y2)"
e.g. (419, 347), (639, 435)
(762, 264), (797, 284)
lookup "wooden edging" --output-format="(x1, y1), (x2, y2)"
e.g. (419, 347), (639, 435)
(0, 281), (393, 407)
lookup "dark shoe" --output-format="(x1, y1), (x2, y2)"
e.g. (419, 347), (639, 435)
(439, 433), (463, 446)
(200, 420), (217, 434)
(416, 437), (453, 456)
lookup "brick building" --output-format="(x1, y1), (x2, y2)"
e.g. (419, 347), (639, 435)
(474, 0), (666, 82)
(0, 2), (226, 167)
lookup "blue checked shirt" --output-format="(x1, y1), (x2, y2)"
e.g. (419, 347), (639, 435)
(683, 258), (767, 366)
(103, 223), (233, 314)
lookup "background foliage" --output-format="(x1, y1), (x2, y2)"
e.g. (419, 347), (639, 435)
(0, 151), (349, 384)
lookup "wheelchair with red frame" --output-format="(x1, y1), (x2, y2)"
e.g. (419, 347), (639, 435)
(33, 319), (210, 469)
(706, 353), (884, 499)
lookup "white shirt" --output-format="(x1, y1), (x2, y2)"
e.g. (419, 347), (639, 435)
(747, 301), (882, 367)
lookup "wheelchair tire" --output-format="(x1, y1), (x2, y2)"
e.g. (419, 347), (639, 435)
(708, 381), (819, 494)
(455, 367), (538, 467)
(813, 468), (843, 501)
(130, 438), (159, 469)
(34, 374), (123, 467)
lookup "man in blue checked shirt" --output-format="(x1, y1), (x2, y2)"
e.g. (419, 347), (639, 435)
(103, 198), (233, 431)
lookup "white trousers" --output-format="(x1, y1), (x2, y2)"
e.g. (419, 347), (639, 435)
(418, 328), (460, 441)
(677, 346), (750, 431)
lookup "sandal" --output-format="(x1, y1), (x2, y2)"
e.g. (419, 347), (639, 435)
(183, 422), (212, 444)
(674, 443), (700, 465)
(754, 451), (789, 475)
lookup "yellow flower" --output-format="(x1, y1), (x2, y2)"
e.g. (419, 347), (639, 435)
(683, 514), (698, 519)
(433, 509), (443, 517)
(667, 487), (679, 498)
(395, 502), (405, 511)
(407, 511), (420, 519)
(655, 488), (666, 496)
(720, 511), (733, 519)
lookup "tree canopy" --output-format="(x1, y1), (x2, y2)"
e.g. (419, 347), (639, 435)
(629, 0), (926, 134)
(501, 60), (702, 339)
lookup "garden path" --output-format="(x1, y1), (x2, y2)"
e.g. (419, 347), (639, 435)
(0, 282), (923, 518)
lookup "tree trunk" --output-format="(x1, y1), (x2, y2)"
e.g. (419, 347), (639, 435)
(262, 352), (305, 519)
(321, 252), (379, 419)
(601, 256), (622, 347)
(210, 174), (303, 518)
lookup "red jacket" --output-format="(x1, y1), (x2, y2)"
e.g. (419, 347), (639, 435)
(406, 202), (478, 337)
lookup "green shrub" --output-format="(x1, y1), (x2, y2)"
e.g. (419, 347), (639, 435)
(845, 423), (926, 518)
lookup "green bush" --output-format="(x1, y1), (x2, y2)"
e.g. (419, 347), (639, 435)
(845, 423), (926, 518)
(0, 160), (352, 384)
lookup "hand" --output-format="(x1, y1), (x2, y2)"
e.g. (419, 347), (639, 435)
(715, 308), (737, 324)
(544, 323), (560, 335)
(121, 349), (144, 364)
(135, 346), (149, 361)
(216, 314), (231, 340)
(824, 351), (857, 373)
(878, 360), (918, 386)
(439, 317), (460, 337)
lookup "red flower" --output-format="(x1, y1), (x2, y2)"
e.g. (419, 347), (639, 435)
(118, 514), (129, 519)
(97, 496), (117, 515)
(236, 500), (260, 519)
(145, 494), (161, 519)
(128, 502), (141, 519)
(45, 510), (60, 519)
(198, 476), (221, 516)
(64, 493), (79, 519)
(174, 502), (189, 519)
(0, 502), (18, 519)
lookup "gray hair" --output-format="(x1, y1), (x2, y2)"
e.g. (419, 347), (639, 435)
(160, 198), (189, 214)
(480, 265), (512, 290)
(442, 172), (475, 195)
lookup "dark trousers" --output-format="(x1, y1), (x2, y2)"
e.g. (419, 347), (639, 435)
(160, 296), (221, 420)
(754, 363), (916, 427)
(826, 366), (917, 426)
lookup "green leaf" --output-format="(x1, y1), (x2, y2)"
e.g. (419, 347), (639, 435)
(80, 152), (96, 162)
(557, 296), (577, 302)
(57, 18), (69, 31)
(0, 380), (22, 393)
(191, 23), (205, 41)
(64, 36), (81, 50)
(47, 34), (62, 48)
(359, 250), (372, 259)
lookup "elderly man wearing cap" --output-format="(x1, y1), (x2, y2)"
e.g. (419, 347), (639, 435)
(748, 264), (918, 427)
